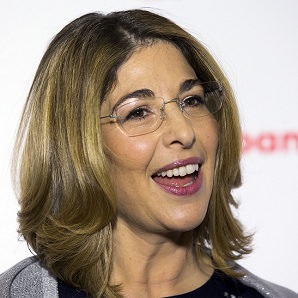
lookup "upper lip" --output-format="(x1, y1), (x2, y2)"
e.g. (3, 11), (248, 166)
(152, 157), (203, 176)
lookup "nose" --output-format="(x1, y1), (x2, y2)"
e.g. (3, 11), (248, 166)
(161, 100), (196, 149)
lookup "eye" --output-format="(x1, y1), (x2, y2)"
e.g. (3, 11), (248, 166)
(182, 95), (206, 107)
(123, 106), (153, 122)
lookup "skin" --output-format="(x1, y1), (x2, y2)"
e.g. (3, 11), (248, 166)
(101, 41), (219, 297)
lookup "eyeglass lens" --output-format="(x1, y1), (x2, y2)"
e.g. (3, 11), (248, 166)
(112, 81), (222, 136)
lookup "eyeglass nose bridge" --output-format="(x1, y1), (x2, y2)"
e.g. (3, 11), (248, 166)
(160, 97), (184, 120)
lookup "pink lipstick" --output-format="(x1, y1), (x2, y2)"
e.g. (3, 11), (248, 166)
(152, 157), (203, 196)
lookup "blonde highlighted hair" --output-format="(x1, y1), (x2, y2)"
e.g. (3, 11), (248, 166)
(13, 9), (251, 297)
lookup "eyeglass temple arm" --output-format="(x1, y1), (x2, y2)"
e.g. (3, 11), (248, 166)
(100, 115), (118, 120)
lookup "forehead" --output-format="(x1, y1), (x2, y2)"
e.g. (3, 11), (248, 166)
(106, 41), (197, 106)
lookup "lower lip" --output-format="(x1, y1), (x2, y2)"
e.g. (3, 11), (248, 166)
(153, 170), (203, 196)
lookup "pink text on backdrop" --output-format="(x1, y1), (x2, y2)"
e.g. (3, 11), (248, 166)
(243, 131), (298, 153)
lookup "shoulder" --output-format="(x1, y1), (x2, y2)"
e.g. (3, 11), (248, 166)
(233, 262), (298, 298)
(0, 257), (58, 298)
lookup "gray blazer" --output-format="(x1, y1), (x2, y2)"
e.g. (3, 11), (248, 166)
(0, 257), (297, 297)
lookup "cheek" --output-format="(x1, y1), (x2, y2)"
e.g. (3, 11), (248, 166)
(196, 119), (219, 155)
(102, 136), (156, 208)
(103, 132), (156, 173)
(207, 130), (219, 156)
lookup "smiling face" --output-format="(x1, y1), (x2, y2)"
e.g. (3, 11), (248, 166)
(101, 41), (219, 235)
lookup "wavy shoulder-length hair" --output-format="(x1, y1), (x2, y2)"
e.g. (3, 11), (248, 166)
(13, 9), (251, 297)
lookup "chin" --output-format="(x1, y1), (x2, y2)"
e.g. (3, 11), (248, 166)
(164, 213), (206, 233)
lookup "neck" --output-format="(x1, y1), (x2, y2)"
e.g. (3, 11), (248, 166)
(111, 220), (212, 297)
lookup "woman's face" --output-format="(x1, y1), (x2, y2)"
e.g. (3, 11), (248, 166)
(101, 41), (219, 234)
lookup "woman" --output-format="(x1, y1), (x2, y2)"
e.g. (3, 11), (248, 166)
(0, 9), (297, 298)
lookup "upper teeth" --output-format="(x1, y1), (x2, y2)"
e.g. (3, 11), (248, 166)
(157, 163), (199, 178)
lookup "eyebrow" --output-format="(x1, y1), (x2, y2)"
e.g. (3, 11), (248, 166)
(179, 79), (202, 93)
(112, 79), (201, 111)
(113, 89), (155, 111)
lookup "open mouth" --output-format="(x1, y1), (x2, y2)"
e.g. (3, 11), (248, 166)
(152, 163), (201, 190)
